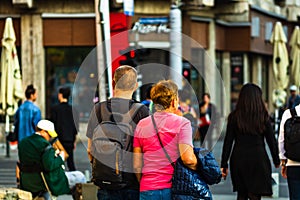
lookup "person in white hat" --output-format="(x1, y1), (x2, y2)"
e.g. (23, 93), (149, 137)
(287, 85), (300, 109)
(18, 119), (71, 199)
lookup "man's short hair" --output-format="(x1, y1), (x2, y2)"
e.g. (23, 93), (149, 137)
(59, 87), (71, 99)
(25, 84), (36, 99)
(113, 65), (137, 91)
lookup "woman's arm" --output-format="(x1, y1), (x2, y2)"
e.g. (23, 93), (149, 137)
(265, 120), (280, 167)
(133, 147), (143, 182)
(220, 117), (235, 169)
(179, 143), (197, 170)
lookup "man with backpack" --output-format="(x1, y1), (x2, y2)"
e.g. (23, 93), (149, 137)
(86, 65), (149, 200)
(279, 104), (300, 200)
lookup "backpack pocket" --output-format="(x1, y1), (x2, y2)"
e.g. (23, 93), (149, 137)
(92, 139), (126, 189)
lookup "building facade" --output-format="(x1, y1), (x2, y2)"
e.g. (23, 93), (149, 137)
(1, 0), (300, 122)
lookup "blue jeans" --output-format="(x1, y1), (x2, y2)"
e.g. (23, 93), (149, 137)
(287, 166), (300, 200)
(97, 189), (139, 200)
(140, 188), (171, 200)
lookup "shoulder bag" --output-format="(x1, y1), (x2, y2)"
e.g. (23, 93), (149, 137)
(151, 115), (213, 200)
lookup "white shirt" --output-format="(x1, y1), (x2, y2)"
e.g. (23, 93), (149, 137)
(278, 104), (300, 166)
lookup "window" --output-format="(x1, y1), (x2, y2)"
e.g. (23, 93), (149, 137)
(45, 47), (96, 122)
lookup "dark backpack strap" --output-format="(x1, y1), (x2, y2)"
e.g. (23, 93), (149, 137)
(94, 102), (110, 122)
(122, 103), (143, 124)
(96, 102), (143, 123)
(290, 108), (297, 118)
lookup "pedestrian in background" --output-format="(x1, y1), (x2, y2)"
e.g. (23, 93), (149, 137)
(86, 65), (149, 200)
(286, 85), (300, 109)
(14, 84), (41, 142)
(133, 80), (197, 200)
(50, 87), (79, 171)
(196, 93), (218, 148)
(278, 103), (300, 200)
(221, 83), (280, 200)
(178, 90), (197, 136)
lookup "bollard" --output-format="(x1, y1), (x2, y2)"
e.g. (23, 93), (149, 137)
(85, 170), (90, 181)
(6, 132), (10, 158)
(272, 172), (279, 198)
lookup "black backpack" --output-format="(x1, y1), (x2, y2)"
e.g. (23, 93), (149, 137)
(284, 108), (300, 162)
(91, 102), (142, 190)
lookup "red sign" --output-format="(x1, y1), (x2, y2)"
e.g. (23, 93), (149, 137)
(110, 13), (130, 75)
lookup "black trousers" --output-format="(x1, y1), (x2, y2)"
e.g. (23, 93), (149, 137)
(63, 142), (76, 171)
(237, 192), (261, 200)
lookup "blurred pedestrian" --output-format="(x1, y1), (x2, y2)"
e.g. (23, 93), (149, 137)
(286, 85), (300, 109)
(221, 83), (280, 200)
(141, 84), (155, 113)
(278, 103), (300, 200)
(133, 80), (197, 200)
(86, 65), (149, 200)
(50, 87), (79, 171)
(196, 93), (218, 147)
(178, 90), (197, 136)
(14, 84), (41, 142)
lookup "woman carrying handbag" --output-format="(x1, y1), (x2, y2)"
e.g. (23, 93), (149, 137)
(133, 80), (197, 200)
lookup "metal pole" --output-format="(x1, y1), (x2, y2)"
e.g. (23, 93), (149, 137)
(95, 0), (107, 102)
(169, 4), (182, 89)
(5, 114), (10, 158)
(99, 0), (113, 98)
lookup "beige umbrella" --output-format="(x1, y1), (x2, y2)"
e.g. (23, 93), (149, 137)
(0, 18), (23, 116)
(270, 21), (289, 108)
(0, 18), (23, 157)
(289, 26), (300, 86)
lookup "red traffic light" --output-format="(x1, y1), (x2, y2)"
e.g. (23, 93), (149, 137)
(130, 50), (135, 58)
(183, 69), (189, 77)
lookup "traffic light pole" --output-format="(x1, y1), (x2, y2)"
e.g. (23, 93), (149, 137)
(99, 0), (113, 98)
(169, 4), (183, 89)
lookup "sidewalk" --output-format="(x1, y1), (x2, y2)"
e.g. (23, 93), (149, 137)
(213, 195), (288, 200)
(56, 194), (289, 200)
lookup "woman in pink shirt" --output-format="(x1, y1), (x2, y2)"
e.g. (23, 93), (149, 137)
(133, 80), (197, 200)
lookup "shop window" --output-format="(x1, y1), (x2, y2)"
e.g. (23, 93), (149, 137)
(230, 53), (244, 111)
(251, 17), (260, 38)
(45, 47), (96, 122)
(265, 22), (273, 41)
(283, 25), (288, 38)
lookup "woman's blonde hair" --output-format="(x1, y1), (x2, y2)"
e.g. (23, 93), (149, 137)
(150, 80), (178, 110)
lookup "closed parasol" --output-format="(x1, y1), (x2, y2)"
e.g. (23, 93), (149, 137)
(0, 18), (23, 157)
(270, 21), (289, 108)
(289, 26), (300, 87)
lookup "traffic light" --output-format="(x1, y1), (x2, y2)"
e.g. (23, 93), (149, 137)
(119, 47), (139, 67)
(182, 63), (191, 81)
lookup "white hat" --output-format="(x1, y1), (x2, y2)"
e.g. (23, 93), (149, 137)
(290, 85), (298, 91)
(37, 120), (58, 138)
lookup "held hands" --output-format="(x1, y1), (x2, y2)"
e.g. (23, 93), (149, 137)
(55, 149), (65, 161)
(281, 166), (287, 178)
(221, 168), (228, 180)
(280, 159), (287, 179)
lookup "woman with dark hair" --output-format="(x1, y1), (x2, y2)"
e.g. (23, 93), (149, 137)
(221, 83), (280, 200)
(14, 84), (41, 142)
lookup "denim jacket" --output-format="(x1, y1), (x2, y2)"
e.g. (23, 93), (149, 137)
(14, 100), (41, 142)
